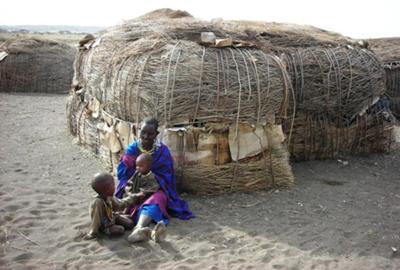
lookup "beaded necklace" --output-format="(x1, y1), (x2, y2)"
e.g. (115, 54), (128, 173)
(138, 140), (157, 154)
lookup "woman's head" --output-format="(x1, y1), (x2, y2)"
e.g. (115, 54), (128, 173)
(139, 117), (159, 150)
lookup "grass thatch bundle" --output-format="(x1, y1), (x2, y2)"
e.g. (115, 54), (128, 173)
(282, 46), (385, 122)
(384, 62), (400, 118)
(369, 38), (400, 63)
(285, 113), (394, 161)
(366, 38), (400, 119)
(71, 8), (340, 125)
(0, 38), (75, 93)
(280, 46), (392, 160)
(81, 43), (289, 126)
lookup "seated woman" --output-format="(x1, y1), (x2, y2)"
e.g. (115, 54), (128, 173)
(116, 117), (194, 242)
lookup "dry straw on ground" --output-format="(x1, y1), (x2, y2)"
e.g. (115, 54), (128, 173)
(0, 38), (75, 93)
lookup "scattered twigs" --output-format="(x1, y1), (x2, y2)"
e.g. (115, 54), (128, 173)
(18, 231), (40, 246)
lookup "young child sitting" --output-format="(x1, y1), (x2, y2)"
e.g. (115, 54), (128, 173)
(84, 172), (144, 240)
(124, 153), (159, 200)
(124, 153), (167, 243)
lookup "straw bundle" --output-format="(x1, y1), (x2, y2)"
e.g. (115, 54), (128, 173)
(176, 138), (293, 195)
(285, 113), (393, 161)
(282, 46), (385, 122)
(72, 9), (366, 127)
(177, 155), (293, 195)
(369, 38), (400, 63)
(369, 38), (400, 118)
(280, 46), (391, 160)
(384, 62), (400, 118)
(0, 38), (75, 93)
(66, 92), (85, 136)
(75, 40), (290, 126)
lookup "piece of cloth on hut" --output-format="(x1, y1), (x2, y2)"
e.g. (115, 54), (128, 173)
(116, 141), (194, 220)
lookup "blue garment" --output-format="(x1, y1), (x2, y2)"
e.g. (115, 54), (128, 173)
(116, 141), (194, 220)
(136, 205), (169, 225)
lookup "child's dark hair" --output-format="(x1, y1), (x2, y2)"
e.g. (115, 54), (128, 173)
(91, 173), (113, 194)
(137, 152), (152, 164)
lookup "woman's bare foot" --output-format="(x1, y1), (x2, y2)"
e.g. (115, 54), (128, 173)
(83, 232), (96, 240)
(127, 227), (152, 243)
(152, 221), (166, 243)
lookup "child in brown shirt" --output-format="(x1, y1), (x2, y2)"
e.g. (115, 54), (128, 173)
(84, 172), (144, 239)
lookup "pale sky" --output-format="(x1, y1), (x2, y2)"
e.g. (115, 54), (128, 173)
(1, 0), (398, 38)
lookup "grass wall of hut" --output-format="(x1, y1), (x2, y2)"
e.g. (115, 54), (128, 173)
(0, 38), (75, 93)
(384, 62), (400, 118)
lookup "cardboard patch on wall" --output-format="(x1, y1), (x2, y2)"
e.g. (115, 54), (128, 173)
(393, 125), (400, 143)
(0, 51), (8, 62)
(195, 129), (230, 165)
(228, 123), (268, 161)
(160, 127), (186, 166)
(228, 123), (285, 161)
(101, 110), (114, 126)
(161, 127), (230, 166)
(264, 123), (285, 149)
(98, 124), (122, 153)
(87, 96), (100, 118)
(116, 120), (135, 149)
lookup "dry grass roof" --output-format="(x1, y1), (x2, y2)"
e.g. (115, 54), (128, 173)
(369, 37), (400, 63)
(0, 37), (75, 93)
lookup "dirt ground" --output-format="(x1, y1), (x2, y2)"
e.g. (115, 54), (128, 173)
(0, 93), (400, 270)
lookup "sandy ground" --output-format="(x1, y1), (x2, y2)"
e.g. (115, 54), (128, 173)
(1, 93), (400, 270)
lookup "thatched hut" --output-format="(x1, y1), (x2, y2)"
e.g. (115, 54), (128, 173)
(0, 38), (75, 93)
(369, 38), (400, 118)
(282, 46), (392, 160)
(68, 9), (298, 194)
(383, 61), (400, 118)
(369, 38), (400, 63)
(67, 9), (393, 193)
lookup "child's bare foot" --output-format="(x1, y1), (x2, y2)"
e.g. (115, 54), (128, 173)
(152, 221), (166, 243)
(127, 227), (151, 243)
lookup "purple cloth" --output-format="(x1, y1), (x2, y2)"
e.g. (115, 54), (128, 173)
(116, 141), (194, 220)
(129, 190), (169, 222)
